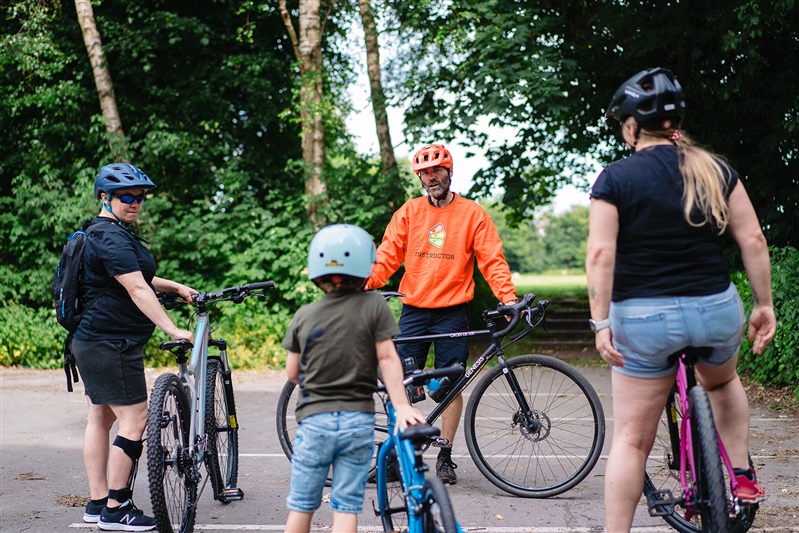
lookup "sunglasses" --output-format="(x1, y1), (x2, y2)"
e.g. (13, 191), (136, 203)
(112, 193), (146, 204)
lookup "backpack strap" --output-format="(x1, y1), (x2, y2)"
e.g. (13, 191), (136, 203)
(64, 219), (113, 392)
(63, 333), (80, 392)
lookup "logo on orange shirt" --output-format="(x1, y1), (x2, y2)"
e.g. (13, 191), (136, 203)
(428, 223), (445, 248)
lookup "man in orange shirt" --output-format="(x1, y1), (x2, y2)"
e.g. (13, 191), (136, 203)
(366, 143), (518, 484)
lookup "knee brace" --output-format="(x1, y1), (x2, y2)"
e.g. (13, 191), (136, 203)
(110, 435), (143, 502)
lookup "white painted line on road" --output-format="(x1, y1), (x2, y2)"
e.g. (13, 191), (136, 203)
(67, 525), (795, 532)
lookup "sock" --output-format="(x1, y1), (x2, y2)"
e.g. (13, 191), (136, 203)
(437, 446), (452, 462)
(733, 467), (755, 481)
(91, 497), (108, 506)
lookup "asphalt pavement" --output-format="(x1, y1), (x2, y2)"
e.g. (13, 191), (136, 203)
(1, 364), (797, 532)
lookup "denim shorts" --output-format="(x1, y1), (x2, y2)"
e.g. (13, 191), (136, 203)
(287, 411), (375, 514)
(609, 283), (746, 379)
(397, 303), (469, 369)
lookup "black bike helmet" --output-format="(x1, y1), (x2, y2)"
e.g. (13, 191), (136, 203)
(606, 67), (685, 130)
(94, 163), (157, 199)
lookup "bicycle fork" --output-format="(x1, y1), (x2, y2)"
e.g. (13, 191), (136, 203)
(498, 356), (545, 438)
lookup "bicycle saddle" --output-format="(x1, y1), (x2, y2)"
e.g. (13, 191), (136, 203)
(668, 346), (713, 365)
(399, 424), (440, 444)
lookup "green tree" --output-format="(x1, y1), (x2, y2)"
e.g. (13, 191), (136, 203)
(385, 0), (798, 246)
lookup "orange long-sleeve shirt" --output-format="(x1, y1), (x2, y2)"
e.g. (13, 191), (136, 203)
(366, 194), (517, 308)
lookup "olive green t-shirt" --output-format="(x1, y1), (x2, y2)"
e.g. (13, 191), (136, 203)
(281, 290), (400, 422)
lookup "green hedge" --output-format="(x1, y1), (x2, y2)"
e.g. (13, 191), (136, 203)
(733, 246), (799, 397)
(0, 298), (292, 370)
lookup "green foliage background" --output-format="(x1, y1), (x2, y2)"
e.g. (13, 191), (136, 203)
(733, 247), (799, 396)
(0, 1), (796, 400)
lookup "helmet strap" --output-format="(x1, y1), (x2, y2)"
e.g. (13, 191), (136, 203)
(100, 194), (131, 230)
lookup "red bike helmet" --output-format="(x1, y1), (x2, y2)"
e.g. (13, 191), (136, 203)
(606, 67), (685, 130)
(412, 144), (454, 174)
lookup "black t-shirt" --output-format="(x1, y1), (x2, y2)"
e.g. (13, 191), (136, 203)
(281, 290), (401, 422)
(590, 145), (738, 301)
(74, 217), (157, 342)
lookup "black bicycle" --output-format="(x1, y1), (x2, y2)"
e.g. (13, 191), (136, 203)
(277, 293), (606, 498)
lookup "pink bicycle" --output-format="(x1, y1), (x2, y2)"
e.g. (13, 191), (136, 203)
(643, 347), (758, 532)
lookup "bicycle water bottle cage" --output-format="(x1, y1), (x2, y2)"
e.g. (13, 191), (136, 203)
(427, 363), (464, 403)
(401, 357), (426, 403)
(646, 489), (677, 517)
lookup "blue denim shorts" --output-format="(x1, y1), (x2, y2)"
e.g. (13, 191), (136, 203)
(286, 411), (375, 514)
(397, 303), (469, 369)
(609, 283), (746, 378)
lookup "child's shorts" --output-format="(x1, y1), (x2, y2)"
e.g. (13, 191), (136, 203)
(287, 411), (375, 514)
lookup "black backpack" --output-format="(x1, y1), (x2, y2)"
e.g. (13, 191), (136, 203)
(52, 220), (109, 391)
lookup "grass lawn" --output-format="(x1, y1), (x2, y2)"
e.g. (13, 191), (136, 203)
(512, 272), (587, 300)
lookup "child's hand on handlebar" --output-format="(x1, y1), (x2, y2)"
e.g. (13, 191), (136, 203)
(393, 404), (427, 433)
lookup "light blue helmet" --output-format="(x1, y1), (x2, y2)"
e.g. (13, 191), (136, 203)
(307, 224), (376, 280)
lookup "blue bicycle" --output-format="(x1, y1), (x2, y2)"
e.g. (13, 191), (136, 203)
(374, 367), (466, 533)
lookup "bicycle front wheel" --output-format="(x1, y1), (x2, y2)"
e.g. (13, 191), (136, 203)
(420, 477), (458, 533)
(147, 373), (197, 533)
(205, 357), (239, 501)
(464, 354), (605, 497)
(378, 451), (408, 532)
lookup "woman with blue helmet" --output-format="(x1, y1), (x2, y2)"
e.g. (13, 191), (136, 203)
(72, 163), (196, 531)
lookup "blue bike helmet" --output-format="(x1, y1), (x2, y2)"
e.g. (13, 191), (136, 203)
(606, 67), (685, 130)
(94, 163), (157, 199)
(307, 224), (377, 280)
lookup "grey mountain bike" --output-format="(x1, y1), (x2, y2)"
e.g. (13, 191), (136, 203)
(146, 281), (275, 533)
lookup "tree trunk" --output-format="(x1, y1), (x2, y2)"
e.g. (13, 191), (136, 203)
(74, 0), (128, 161)
(358, 0), (398, 188)
(279, 0), (326, 224)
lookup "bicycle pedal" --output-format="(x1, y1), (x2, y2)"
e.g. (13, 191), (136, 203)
(430, 437), (450, 448)
(220, 488), (244, 502)
(646, 489), (676, 517)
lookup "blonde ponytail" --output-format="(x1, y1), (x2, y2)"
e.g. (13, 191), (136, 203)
(642, 128), (732, 233)
(675, 133), (731, 233)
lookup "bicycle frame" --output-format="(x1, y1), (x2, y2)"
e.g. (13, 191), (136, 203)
(178, 310), (227, 464)
(376, 376), (465, 533)
(386, 294), (547, 432)
(674, 354), (741, 515)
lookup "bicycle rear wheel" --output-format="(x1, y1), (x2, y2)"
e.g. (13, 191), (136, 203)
(147, 373), (197, 533)
(205, 357), (239, 501)
(464, 354), (605, 497)
(276, 379), (389, 482)
(643, 389), (757, 532)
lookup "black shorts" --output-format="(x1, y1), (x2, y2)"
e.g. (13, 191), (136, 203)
(397, 303), (470, 369)
(71, 338), (148, 405)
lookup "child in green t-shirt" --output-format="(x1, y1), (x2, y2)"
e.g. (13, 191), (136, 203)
(282, 224), (426, 533)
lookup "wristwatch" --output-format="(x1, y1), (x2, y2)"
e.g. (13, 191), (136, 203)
(589, 318), (611, 332)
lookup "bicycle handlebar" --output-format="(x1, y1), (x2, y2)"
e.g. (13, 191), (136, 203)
(158, 280), (276, 309)
(486, 293), (545, 338)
